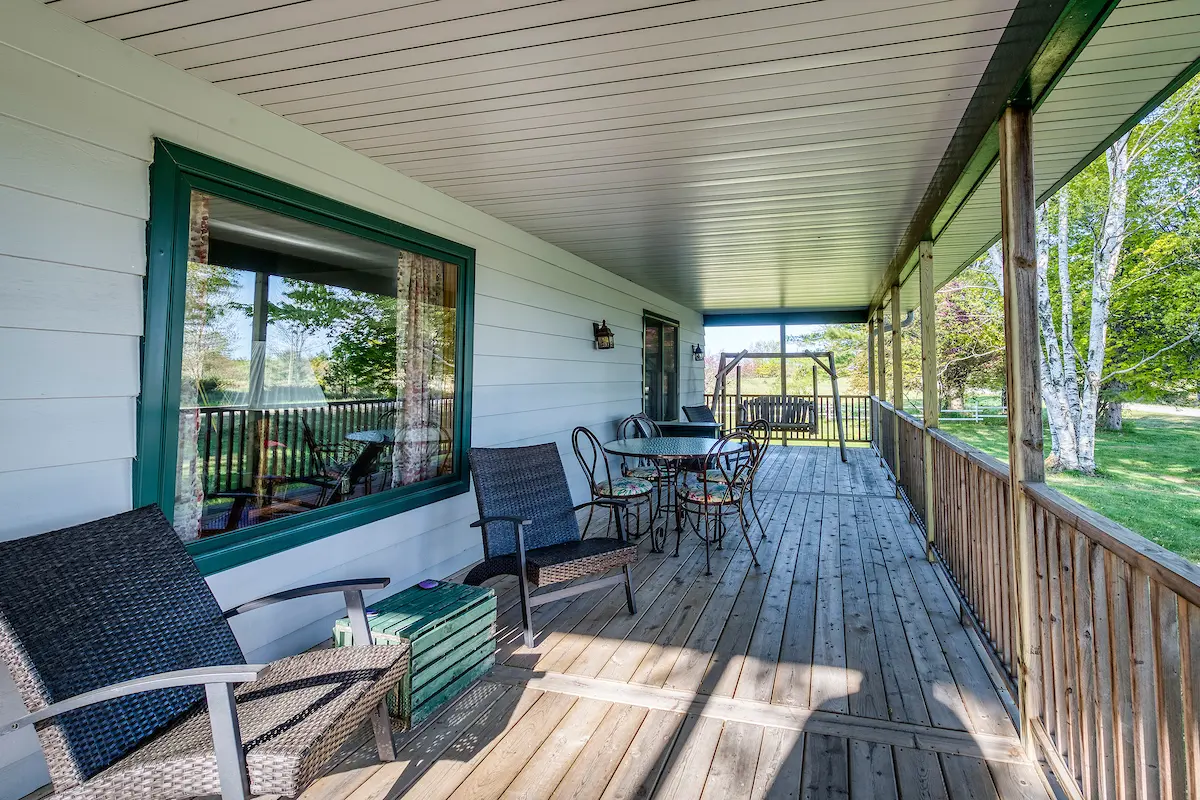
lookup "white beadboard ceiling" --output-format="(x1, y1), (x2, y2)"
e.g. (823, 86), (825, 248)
(44, 0), (1200, 316)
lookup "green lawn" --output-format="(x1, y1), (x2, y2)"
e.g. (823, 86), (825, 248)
(940, 409), (1200, 563)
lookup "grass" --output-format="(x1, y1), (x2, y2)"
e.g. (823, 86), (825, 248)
(941, 409), (1200, 563)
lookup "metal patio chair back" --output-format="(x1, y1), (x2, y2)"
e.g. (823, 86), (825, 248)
(676, 430), (762, 576)
(0, 506), (406, 800)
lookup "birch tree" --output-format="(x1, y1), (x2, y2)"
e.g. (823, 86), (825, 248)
(1033, 74), (1200, 473)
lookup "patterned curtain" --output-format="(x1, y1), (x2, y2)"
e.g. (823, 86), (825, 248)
(392, 251), (451, 487)
(173, 193), (210, 540)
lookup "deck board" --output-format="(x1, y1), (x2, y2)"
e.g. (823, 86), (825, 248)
(205, 446), (1049, 800)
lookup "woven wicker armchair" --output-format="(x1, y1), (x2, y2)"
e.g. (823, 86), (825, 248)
(464, 443), (638, 648)
(0, 506), (408, 800)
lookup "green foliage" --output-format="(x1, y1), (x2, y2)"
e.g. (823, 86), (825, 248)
(944, 409), (1200, 562)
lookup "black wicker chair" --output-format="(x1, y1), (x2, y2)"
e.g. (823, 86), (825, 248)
(0, 506), (408, 800)
(682, 404), (719, 424)
(464, 443), (638, 648)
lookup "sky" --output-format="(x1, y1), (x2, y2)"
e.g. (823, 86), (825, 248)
(703, 324), (826, 355)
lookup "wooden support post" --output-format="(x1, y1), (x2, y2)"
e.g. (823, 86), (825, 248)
(867, 311), (877, 446)
(813, 363), (819, 443)
(891, 286), (903, 495)
(829, 354), (847, 462)
(919, 240), (938, 560)
(779, 323), (787, 398)
(999, 102), (1045, 757)
(735, 366), (742, 428)
(876, 306), (887, 462)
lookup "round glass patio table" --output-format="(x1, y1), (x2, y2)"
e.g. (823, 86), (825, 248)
(602, 437), (745, 553)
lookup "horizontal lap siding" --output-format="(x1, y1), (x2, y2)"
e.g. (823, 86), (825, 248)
(0, 3), (703, 796)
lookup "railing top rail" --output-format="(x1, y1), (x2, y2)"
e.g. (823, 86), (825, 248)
(1022, 480), (1200, 607)
(894, 408), (924, 429)
(928, 427), (1011, 481)
(872, 397), (896, 413)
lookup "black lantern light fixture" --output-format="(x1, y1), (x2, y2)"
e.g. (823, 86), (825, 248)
(692, 343), (704, 361)
(593, 320), (615, 350)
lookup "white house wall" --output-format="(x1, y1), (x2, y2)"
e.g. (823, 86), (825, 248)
(0, 2), (704, 795)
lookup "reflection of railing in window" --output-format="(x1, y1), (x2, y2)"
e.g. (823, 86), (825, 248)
(193, 397), (455, 495)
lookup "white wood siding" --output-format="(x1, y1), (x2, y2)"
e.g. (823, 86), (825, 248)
(0, 2), (703, 795)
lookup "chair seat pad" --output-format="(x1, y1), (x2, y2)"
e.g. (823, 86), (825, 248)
(597, 477), (654, 497)
(621, 465), (661, 481)
(678, 481), (743, 505)
(698, 470), (749, 486)
(526, 538), (638, 586)
(58, 646), (410, 800)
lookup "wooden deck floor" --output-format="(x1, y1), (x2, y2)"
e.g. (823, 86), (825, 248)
(269, 446), (1048, 799)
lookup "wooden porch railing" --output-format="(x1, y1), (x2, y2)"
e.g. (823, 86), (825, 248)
(709, 393), (873, 442)
(869, 394), (1200, 800)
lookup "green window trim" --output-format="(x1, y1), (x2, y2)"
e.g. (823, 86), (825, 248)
(140, 140), (475, 575)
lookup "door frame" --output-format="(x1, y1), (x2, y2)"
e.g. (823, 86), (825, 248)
(642, 310), (681, 421)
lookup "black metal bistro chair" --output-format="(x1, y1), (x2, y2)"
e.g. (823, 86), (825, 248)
(699, 419), (771, 537)
(464, 443), (638, 649)
(0, 506), (407, 800)
(299, 417), (357, 505)
(616, 414), (672, 516)
(677, 430), (762, 576)
(572, 425), (655, 539)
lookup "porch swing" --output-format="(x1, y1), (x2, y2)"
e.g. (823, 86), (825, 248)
(710, 349), (847, 462)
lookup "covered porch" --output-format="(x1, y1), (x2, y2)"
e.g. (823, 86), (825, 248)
(256, 446), (1044, 800)
(3, 0), (1200, 799)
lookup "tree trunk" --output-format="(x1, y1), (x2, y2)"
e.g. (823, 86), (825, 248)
(1035, 205), (1082, 471)
(1100, 379), (1127, 431)
(948, 395), (965, 411)
(1078, 134), (1131, 473)
(1101, 399), (1123, 431)
(1056, 186), (1083, 439)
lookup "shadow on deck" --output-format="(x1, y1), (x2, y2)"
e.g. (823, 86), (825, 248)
(259, 446), (1049, 800)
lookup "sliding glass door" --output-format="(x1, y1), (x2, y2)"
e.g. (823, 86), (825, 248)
(643, 312), (679, 421)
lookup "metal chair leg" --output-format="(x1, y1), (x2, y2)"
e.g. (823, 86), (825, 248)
(748, 485), (767, 539)
(623, 564), (637, 614)
(702, 507), (712, 576)
(206, 683), (250, 800)
(518, 574), (536, 649)
(372, 698), (396, 761)
(736, 504), (761, 567)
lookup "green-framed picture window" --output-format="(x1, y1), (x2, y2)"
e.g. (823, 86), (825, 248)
(141, 141), (474, 574)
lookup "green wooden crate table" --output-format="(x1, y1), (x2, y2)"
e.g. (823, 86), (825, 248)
(333, 580), (496, 727)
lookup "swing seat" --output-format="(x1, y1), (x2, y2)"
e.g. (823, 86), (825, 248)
(739, 396), (816, 434)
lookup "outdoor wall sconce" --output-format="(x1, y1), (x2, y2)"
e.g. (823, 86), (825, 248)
(593, 320), (615, 350)
(692, 343), (704, 361)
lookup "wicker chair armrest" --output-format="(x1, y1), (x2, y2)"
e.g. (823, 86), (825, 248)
(223, 578), (390, 618)
(6, 665), (267, 731)
(470, 515), (533, 528)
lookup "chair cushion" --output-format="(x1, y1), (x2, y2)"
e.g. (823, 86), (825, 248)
(679, 481), (743, 504)
(58, 645), (410, 800)
(698, 469), (749, 486)
(525, 538), (639, 586)
(622, 465), (661, 480)
(597, 477), (654, 497)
